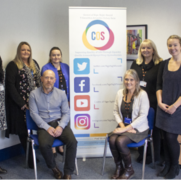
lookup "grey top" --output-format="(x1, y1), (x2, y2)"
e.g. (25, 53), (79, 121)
(29, 86), (70, 131)
(156, 59), (181, 134)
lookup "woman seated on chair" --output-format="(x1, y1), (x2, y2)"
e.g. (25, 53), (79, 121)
(109, 69), (150, 179)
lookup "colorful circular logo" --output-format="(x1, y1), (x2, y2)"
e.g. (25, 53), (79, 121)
(82, 20), (114, 51)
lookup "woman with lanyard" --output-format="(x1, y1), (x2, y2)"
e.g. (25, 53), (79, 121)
(131, 39), (163, 164)
(109, 69), (149, 179)
(5, 42), (41, 168)
(41, 47), (69, 157)
(156, 35), (181, 179)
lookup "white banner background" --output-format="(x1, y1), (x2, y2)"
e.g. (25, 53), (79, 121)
(69, 7), (127, 157)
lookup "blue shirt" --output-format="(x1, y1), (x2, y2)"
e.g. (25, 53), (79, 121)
(29, 86), (70, 131)
(41, 62), (70, 101)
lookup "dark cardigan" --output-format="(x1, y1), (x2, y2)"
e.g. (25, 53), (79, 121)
(5, 60), (39, 137)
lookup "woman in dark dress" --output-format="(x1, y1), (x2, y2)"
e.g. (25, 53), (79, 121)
(109, 69), (149, 179)
(156, 35), (181, 179)
(5, 42), (41, 168)
(131, 39), (163, 163)
(41, 47), (70, 157)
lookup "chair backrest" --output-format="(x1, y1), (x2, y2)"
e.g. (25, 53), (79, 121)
(26, 110), (38, 131)
(147, 107), (155, 131)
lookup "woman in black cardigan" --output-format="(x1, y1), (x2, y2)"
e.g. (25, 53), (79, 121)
(5, 42), (41, 168)
(131, 39), (163, 164)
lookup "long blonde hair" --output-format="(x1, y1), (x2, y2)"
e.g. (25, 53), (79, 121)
(123, 69), (141, 97)
(13, 42), (36, 73)
(136, 39), (163, 65)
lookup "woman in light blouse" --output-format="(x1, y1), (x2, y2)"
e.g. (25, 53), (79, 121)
(109, 69), (149, 179)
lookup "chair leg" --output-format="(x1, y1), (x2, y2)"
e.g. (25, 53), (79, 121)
(75, 157), (79, 175)
(101, 135), (108, 176)
(142, 140), (148, 179)
(25, 138), (30, 168)
(31, 140), (38, 180)
(150, 139), (155, 169)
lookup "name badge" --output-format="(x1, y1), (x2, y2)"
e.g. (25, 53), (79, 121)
(124, 117), (132, 125)
(0, 84), (4, 91)
(140, 81), (147, 87)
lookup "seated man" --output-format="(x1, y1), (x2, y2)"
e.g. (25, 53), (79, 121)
(29, 70), (77, 179)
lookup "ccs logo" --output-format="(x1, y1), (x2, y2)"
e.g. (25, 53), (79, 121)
(74, 114), (90, 130)
(82, 20), (114, 51)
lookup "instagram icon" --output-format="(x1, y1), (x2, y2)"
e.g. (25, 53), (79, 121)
(74, 114), (90, 130)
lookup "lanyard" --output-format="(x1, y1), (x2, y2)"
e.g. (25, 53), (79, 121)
(125, 94), (133, 118)
(142, 67), (146, 81)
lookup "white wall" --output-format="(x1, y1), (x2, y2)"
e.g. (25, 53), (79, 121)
(0, 0), (180, 149)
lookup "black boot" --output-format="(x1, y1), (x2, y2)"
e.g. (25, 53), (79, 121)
(110, 150), (124, 179)
(157, 162), (170, 177)
(0, 167), (7, 174)
(157, 138), (171, 177)
(165, 164), (180, 179)
(118, 152), (134, 179)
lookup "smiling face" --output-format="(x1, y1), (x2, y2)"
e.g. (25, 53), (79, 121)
(124, 74), (136, 92)
(167, 38), (181, 57)
(20, 44), (31, 61)
(50, 49), (62, 65)
(140, 42), (154, 60)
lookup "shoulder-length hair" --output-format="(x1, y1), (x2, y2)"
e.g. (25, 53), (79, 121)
(48, 47), (62, 63)
(13, 42), (36, 73)
(167, 35), (181, 45)
(136, 39), (163, 65)
(123, 69), (141, 97)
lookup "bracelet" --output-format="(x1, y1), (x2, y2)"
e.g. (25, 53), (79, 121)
(173, 104), (177, 109)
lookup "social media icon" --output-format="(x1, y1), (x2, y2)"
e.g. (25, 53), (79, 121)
(74, 77), (90, 93)
(74, 95), (90, 111)
(74, 58), (90, 75)
(74, 114), (90, 130)
(78, 62), (87, 71)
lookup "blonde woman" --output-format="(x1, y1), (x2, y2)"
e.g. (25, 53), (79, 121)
(109, 69), (149, 179)
(156, 35), (181, 179)
(5, 42), (41, 168)
(131, 39), (163, 164)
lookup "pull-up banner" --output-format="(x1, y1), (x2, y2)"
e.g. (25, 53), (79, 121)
(69, 7), (127, 157)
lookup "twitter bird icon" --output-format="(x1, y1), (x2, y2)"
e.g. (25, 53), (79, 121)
(77, 62), (87, 71)
(74, 58), (90, 74)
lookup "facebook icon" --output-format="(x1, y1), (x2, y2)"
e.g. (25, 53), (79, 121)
(74, 77), (90, 93)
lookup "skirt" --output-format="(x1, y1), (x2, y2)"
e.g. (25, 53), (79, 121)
(108, 129), (149, 143)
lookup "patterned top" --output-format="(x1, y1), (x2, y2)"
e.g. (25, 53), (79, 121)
(58, 69), (67, 95)
(0, 70), (7, 130)
(19, 64), (41, 121)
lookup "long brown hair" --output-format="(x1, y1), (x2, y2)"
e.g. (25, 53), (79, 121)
(48, 47), (62, 63)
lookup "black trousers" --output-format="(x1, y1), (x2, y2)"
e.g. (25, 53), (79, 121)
(38, 120), (77, 175)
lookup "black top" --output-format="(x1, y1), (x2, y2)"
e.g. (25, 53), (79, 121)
(131, 60), (161, 110)
(5, 60), (40, 137)
(58, 69), (67, 95)
(121, 100), (133, 120)
(156, 59), (181, 134)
